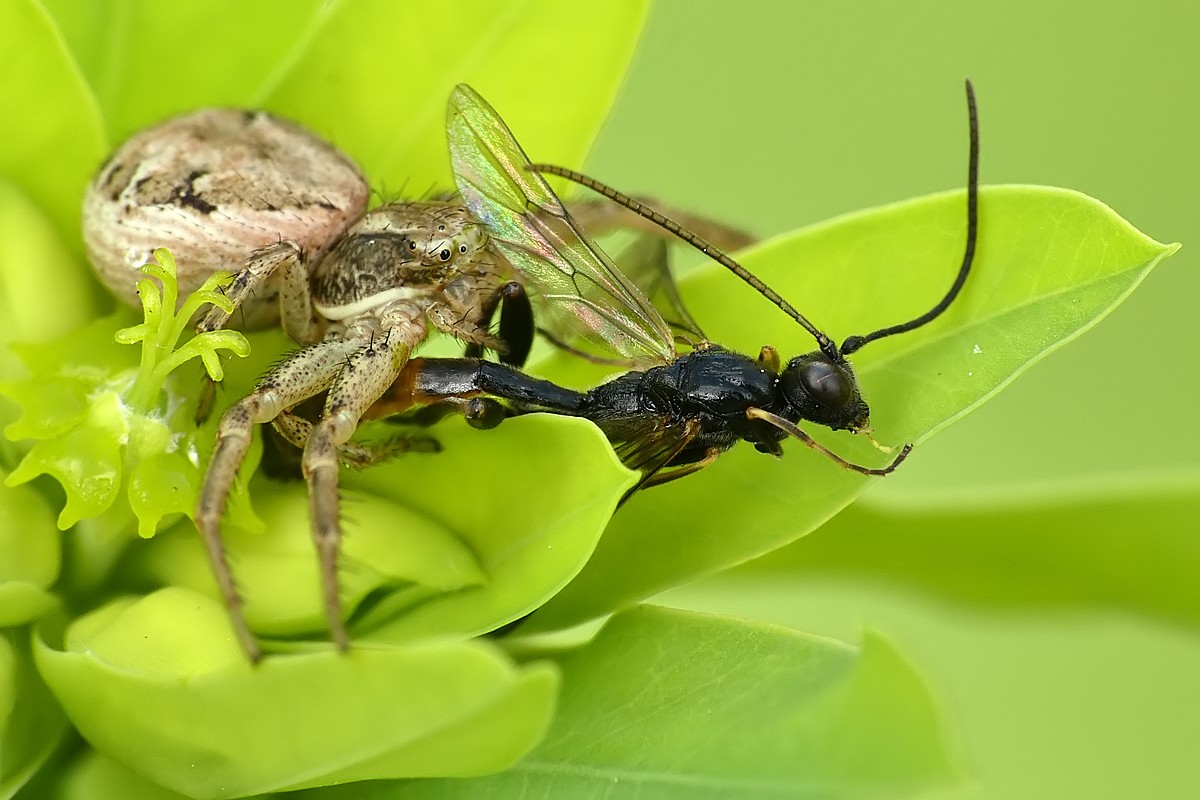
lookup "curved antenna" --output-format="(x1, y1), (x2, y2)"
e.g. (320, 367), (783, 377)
(839, 79), (979, 356)
(529, 163), (840, 361)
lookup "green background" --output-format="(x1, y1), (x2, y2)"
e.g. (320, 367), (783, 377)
(595, 2), (1198, 798)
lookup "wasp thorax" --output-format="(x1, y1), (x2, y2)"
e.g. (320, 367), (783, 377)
(779, 352), (870, 431)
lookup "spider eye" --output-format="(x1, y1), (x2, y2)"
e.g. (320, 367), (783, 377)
(439, 248), (452, 262)
(458, 244), (468, 254)
(800, 359), (851, 408)
(407, 240), (417, 251)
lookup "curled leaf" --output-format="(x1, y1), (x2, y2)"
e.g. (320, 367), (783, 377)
(35, 589), (559, 798)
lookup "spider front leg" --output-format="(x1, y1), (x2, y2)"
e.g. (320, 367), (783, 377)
(196, 239), (321, 344)
(302, 329), (414, 652)
(195, 336), (362, 661)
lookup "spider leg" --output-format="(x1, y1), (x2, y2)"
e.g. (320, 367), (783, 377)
(196, 239), (321, 343)
(195, 336), (361, 661)
(302, 330), (414, 652)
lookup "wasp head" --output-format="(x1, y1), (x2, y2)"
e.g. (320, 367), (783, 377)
(778, 352), (870, 432)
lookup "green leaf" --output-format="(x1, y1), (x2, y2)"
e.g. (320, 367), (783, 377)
(524, 186), (1178, 633)
(0, 178), (101, 351)
(295, 606), (956, 799)
(125, 451), (202, 540)
(0, 629), (69, 799)
(7, 394), (126, 528)
(265, 0), (649, 196)
(43, 0), (648, 200)
(0, 0), (106, 246)
(40, 0), (325, 142)
(35, 588), (560, 798)
(342, 416), (636, 643)
(738, 473), (1200, 629)
(133, 482), (486, 638)
(54, 750), (196, 800)
(0, 472), (62, 627)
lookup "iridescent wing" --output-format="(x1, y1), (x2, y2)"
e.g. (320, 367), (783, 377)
(532, 235), (705, 367)
(447, 84), (676, 366)
(609, 417), (703, 478)
(563, 198), (760, 353)
(612, 235), (705, 345)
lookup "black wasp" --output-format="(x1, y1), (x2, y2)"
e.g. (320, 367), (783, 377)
(371, 82), (980, 490)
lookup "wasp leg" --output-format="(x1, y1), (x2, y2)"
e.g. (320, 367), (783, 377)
(494, 282), (533, 366)
(273, 410), (439, 470)
(640, 446), (721, 489)
(746, 407), (913, 476)
(196, 239), (321, 344)
(463, 281), (533, 368)
(302, 335), (412, 653)
(195, 336), (362, 662)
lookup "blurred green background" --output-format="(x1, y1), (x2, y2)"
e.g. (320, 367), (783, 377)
(593, 2), (1198, 798)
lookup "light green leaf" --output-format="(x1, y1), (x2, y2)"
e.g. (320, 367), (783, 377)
(7, 401), (125, 529)
(0, 629), (68, 799)
(525, 186), (1177, 633)
(40, 0), (325, 142)
(0, 178), (101, 351)
(738, 473), (1200, 629)
(0, 473), (61, 627)
(296, 606), (956, 799)
(342, 416), (635, 644)
(0, 0), (106, 245)
(265, 0), (649, 196)
(35, 588), (559, 798)
(134, 482), (486, 638)
(54, 749), (196, 800)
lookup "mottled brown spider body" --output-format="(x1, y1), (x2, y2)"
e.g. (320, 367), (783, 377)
(84, 108), (370, 332)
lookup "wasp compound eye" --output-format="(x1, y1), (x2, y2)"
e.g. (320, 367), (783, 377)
(800, 358), (851, 408)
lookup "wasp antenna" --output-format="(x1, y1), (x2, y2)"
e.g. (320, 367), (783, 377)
(840, 79), (979, 356)
(529, 163), (838, 358)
